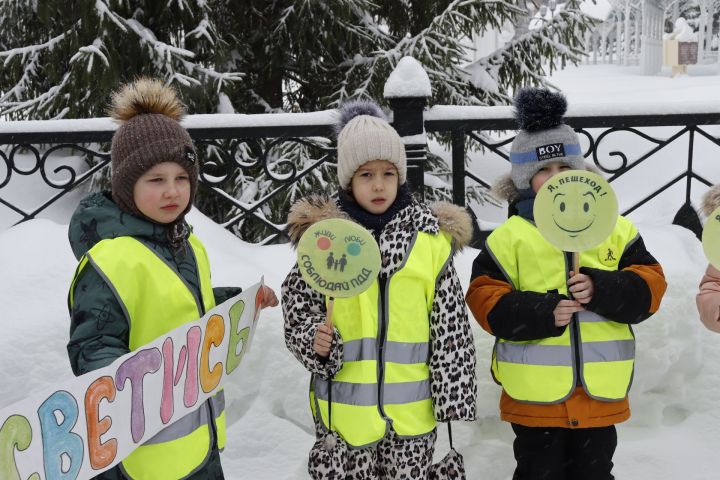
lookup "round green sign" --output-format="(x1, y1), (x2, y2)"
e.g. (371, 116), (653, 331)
(702, 206), (720, 269)
(297, 218), (381, 298)
(533, 170), (618, 252)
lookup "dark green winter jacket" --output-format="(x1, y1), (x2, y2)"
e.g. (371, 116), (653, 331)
(67, 191), (240, 375)
(67, 192), (235, 479)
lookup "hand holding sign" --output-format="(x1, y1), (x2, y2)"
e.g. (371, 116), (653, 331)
(533, 169), (618, 300)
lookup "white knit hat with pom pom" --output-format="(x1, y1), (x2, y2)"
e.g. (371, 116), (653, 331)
(335, 100), (406, 189)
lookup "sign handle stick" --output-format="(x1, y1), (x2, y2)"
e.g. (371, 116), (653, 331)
(572, 252), (580, 278)
(325, 297), (335, 329)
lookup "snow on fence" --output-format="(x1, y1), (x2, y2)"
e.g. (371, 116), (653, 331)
(2, 66), (720, 242)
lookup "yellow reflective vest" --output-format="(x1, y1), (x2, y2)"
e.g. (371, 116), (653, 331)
(310, 230), (453, 447)
(486, 215), (637, 404)
(69, 235), (226, 479)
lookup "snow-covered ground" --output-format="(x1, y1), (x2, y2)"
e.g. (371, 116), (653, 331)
(2, 64), (720, 478)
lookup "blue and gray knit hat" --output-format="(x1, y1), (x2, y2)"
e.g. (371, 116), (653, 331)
(509, 88), (584, 190)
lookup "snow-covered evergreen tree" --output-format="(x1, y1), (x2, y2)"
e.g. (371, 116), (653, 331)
(0, 1), (241, 120)
(0, 1), (596, 242)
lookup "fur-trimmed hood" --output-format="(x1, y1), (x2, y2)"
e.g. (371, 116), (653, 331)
(491, 162), (602, 203)
(286, 195), (472, 251)
(702, 184), (720, 216)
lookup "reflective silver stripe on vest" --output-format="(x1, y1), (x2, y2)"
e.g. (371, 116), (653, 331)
(583, 340), (635, 363)
(578, 311), (608, 323)
(497, 339), (635, 367)
(315, 380), (378, 406)
(143, 404), (209, 446)
(343, 339), (429, 364)
(383, 380), (431, 404)
(343, 338), (378, 362)
(385, 342), (429, 364)
(496, 343), (573, 367)
(211, 391), (225, 417)
(315, 379), (431, 406)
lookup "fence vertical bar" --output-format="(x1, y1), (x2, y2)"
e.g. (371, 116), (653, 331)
(451, 129), (465, 207)
(687, 125), (695, 204)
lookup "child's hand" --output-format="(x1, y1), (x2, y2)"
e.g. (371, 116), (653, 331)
(553, 299), (583, 327)
(567, 271), (594, 305)
(259, 285), (279, 308)
(313, 324), (334, 358)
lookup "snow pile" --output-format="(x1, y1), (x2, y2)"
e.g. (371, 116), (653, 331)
(0, 206), (716, 479)
(464, 63), (500, 93)
(579, 0), (613, 22)
(383, 56), (432, 99)
(664, 18), (699, 42)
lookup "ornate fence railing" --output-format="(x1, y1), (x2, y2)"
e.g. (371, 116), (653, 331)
(2, 95), (720, 243)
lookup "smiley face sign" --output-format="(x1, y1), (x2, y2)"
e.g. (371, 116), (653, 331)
(702, 206), (720, 269)
(297, 218), (381, 298)
(534, 170), (618, 252)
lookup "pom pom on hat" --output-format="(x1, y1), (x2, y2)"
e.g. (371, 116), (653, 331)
(110, 77), (185, 122)
(513, 88), (567, 132)
(508, 87), (584, 191)
(335, 99), (407, 190)
(333, 99), (385, 137)
(109, 77), (198, 219)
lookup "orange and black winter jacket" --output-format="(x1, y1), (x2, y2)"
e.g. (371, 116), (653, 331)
(465, 218), (666, 428)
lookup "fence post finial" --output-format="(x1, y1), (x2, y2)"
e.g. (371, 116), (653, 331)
(384, 56), (431, 197)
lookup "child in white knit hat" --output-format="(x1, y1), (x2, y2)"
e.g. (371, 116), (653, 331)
(281, 100), (477, 479)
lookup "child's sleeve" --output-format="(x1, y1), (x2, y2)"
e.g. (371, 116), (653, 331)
(580, 235), (666, 324)
(429, 259), (477, 421)
(281, 263), (343, 378)
(697, 264), (720, 333)
(212, 287), (242, 305)
(67, 267), (130, 376)
(465, 245), (567, 341)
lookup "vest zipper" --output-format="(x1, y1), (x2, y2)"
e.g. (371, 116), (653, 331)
(377, 274), (390, 421)
(207, 398), (218, 450)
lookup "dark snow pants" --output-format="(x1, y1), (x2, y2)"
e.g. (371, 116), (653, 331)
(511, 424), (617, 480)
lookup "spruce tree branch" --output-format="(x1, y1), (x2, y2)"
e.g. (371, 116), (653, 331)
(0, 24), (78, 62)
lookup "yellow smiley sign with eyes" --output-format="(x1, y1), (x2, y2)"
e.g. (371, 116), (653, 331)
(534, 170), (618, 252)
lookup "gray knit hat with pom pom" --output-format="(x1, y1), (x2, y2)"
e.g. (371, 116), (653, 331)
(335, 99), (406, 189)
(110, 77), (198, 218)
(510, 88), (584, 190)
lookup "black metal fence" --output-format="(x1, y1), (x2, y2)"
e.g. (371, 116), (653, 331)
(2, 94), (719, 242)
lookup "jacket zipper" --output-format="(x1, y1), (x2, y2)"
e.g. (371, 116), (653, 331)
(377, 274), (390, 420)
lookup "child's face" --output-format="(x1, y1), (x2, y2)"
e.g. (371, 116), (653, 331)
(530, 162), (572, 193)
(133, 162), (191, 224)
(350, 160), (399, 215)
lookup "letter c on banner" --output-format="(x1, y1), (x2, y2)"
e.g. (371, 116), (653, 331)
(85, 376), (117, 470)
(0, 414), (40, 480)
(200, 314), (225, 393)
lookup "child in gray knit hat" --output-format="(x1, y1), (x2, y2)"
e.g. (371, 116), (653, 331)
(466, 88), (667, 480)
(66, 78), (277, 479)
(282, 99), (477, 479)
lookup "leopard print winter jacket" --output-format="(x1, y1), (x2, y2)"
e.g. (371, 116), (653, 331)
(281, 195), (477, 422)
